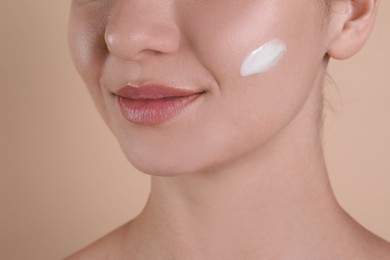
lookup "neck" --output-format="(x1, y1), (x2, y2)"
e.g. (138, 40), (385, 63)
(127, 81), (354, 259)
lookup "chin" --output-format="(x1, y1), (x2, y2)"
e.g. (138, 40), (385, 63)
(118, 139), (245, 178)
(129, 159), (201, 177)
(119, 145), (203, 177)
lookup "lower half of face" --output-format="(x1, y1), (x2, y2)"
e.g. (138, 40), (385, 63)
(69, 0), (330, 176)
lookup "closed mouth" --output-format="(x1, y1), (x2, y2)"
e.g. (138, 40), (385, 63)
(116, 84), (205, 125)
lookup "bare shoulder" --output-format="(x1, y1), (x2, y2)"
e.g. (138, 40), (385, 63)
(63, 222), (134, 260)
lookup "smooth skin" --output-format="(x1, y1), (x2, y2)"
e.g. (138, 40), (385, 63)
(67, 0), (390, 259)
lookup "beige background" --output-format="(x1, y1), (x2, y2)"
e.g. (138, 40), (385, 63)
(0, 1), (389, 259)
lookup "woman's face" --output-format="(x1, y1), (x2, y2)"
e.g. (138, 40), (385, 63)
(69, 0), (330, 176)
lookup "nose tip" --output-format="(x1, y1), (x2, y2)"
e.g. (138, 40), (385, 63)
(104, 10), (181, 60)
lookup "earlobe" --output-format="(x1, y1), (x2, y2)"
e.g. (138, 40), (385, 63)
(327, 0), (380, 60)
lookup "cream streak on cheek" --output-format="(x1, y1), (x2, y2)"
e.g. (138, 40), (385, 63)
(240, 39), (287, 77)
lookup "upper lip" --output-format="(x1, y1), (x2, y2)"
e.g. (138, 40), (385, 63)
(115, 84), (204, 99)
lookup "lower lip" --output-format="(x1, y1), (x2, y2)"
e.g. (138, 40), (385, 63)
(117, 94), (202, 125)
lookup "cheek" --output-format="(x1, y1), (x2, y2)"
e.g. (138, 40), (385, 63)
(68, 15), (106, 81)
(182, 3), (281, 80)
(68, 11), (111, 122)
(198, 4), (324, 80)
(182, 2), (326, 147)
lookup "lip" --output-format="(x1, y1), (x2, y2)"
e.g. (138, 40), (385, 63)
(115, 84), (204, 125)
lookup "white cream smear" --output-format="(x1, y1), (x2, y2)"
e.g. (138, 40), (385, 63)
(240, 39), (287, 77)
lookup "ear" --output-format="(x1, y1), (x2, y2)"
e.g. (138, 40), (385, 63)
(327, 0), (380, 60)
